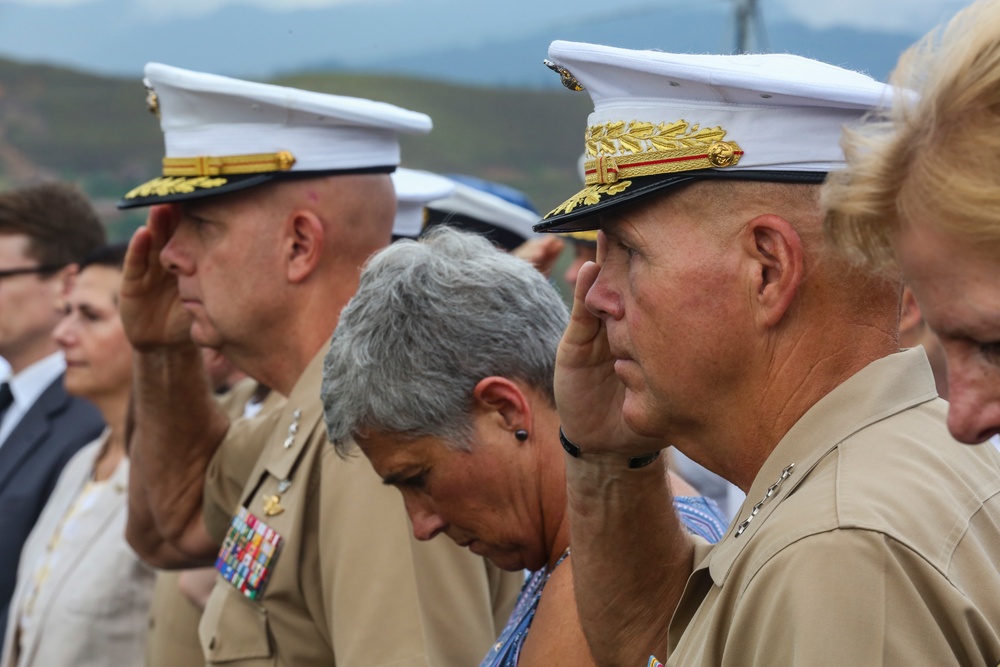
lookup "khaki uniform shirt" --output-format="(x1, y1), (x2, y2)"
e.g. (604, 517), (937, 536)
(199, 345), (521, 667)
(665, 349), (1000, 666)
(146, 382), (286, 667)
(146, 572), (205, 667)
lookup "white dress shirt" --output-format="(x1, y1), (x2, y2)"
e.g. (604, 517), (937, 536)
(0, 352), (66, 449)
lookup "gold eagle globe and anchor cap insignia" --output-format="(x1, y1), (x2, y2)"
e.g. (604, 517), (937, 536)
(118, 62), (434, 209)
(534, 41), (893, 233)
(543, 59), (584, 92)
(144, 80), (160, 118)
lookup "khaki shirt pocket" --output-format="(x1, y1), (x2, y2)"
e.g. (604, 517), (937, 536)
(199, 581), (275, 666)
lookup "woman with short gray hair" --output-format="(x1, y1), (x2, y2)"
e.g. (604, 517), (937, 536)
(322, 227), (727, 666)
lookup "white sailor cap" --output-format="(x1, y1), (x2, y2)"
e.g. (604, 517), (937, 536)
(119, 63), (433, 209)
(391, 168), (455, 240)
(535, 41), (892, 232)
(425, 176), (540, 252)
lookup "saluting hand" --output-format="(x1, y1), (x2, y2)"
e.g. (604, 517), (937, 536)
(554, 234), (664, 457)
(119, 204), (194, 350)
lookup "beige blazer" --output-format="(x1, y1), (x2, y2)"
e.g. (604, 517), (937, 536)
(1, 433), (155, 667)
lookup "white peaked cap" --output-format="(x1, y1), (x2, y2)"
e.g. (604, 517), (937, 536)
(120, 63), (432, 208)
(391, 168), (455, 239)
(426, 180), (541, 250)
(536, 41), (893, 232)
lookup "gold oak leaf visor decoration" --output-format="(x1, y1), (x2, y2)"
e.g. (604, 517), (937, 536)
(119, 151), (299, 209)
(537, 119), (748, 232)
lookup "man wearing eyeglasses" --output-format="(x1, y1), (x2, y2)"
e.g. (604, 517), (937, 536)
(0, 181), (106, 651)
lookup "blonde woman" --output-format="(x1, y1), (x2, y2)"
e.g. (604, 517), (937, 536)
(824, 0), (1000, 445)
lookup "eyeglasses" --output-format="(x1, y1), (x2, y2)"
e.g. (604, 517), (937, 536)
(0, 264), (66, 280)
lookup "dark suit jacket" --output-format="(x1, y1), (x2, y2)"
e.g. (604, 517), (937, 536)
(0, 374), (104, 650)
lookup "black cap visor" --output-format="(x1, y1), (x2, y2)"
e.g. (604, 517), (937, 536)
(117, 166), (396, 210)
(423, 210), (530, 253)
(534, 169), (828, 233)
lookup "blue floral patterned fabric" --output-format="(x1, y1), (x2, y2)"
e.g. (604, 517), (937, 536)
(479, 496), (729, 667)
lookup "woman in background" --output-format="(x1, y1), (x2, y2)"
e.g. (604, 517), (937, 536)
(1, 243), (154, 667)
(321, 227), (727, 666)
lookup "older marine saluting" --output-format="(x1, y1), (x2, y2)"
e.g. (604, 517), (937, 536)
(536, 42), (1000, 666)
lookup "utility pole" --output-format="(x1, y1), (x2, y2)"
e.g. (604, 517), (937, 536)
(733, 0), (768, 54)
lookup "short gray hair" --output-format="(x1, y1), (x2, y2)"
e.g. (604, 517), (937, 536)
(322, 226), (569, 454)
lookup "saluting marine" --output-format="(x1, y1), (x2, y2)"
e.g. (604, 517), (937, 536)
(120, 64), (521, 667)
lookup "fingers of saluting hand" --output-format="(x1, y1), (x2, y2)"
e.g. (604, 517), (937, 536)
(145, 204), (180, 273)
(146, 204), (180, 254)
(123, 204), (178, 293)
(561, 229), (608, 351)
(561, 260), (604, 351)
(596, 229), (608, 264)
(122, 225), (152, 289)
(120, 205), (192, 350)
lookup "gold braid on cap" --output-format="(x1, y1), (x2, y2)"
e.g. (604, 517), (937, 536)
(546, 120), (743, 219)
(122, 151), (297, 201)
(162, 151), (297, 177)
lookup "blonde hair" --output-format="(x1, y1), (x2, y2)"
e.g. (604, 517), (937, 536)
(823, 0), (1000, 273)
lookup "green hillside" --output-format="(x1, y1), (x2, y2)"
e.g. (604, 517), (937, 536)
(0, 58), (592, 238)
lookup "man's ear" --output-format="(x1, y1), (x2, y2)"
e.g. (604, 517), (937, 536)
(284, 211), (325, 283)
(471, 377), (531, 436)
(48, 263), (78, 313)
(743, 214), (804, 329)
(57, 263), (78, 297)
(898, 286), (923, 340)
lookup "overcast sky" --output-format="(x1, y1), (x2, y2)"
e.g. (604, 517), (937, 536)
(0, 0), (976, 82)
(0, 0), (976, 32)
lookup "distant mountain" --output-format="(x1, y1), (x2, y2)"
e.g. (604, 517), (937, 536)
(0, 0), (923, 86)
(334, 8), (920, 87)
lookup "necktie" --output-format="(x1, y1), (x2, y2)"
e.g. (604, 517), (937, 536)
(0, 383), (14, 424)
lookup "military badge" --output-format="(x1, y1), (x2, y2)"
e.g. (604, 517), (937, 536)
(215, 506), (283, 600)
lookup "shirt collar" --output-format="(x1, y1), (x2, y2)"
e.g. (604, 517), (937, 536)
(706, 348), (939, 585)
(262, 342), (328, 483)
(8, 352), (66, 409)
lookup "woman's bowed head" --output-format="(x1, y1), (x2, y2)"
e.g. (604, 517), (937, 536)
(322, 226), (570, 573)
